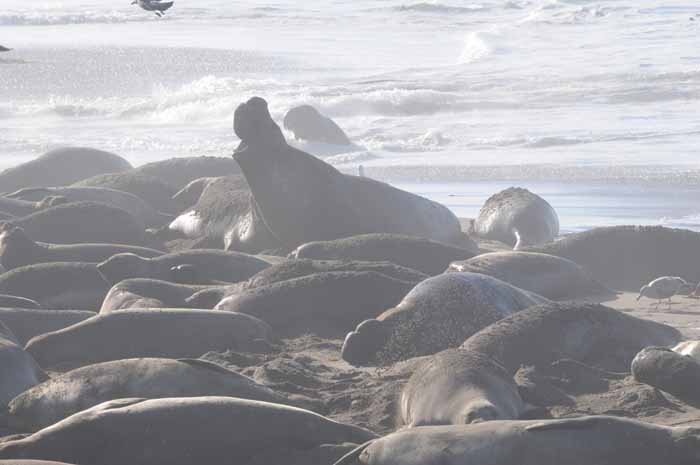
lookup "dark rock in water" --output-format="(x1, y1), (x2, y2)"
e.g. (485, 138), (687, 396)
(291, 233), (477, 276)
(4, 201), (154, 247)
(0, 294), (41, 309)
(632, 347), (700, 406)
(0, 147), (132, 194)
(233, 96), (462, 249)
(342, 272), (549, 366)
(526, 225), (700, 291)
(73, 171), (178, 213)
(461, 302), (682, 374)
(215, 271), (416, 337)
(448, 251), (614, 301)
(0, 309), (94, 345)
(99, 278), (221, 313)
(283, 104), (352, 145)
(0, 226), (163, 270)
(134, 156), (241, 190)
(0, 46), (11, 52)
(0, 262), (109, 310)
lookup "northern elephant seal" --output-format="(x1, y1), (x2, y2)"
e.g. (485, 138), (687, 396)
(448, 251), (613, 301)
(332, 416), (700, 465)
(0, 397), (377, 465)
(400, 349), (524, 427)
(8, 358), (294, 432)
(0, 226), (163, 270)
(232, 97), (462, 249)
(97, 249), (269, 285)
(73, 171), (177, 213)
(673, 340), (700, 360)
(0, 295), (41, 309)
(0, 334), (46, 406)
(0, 309), (93, 345)
(0, 197), (41, 218)
(283, 104), (352, 145)
(172, 175), (248, 210)
(461, 302), (682, 374)
(214, 271), (415, 337)
(632, 346), (700, 405)
(526, 225), (700, 291)
(471, 187), (559, 249)
(0, 262), (108, 310)
(291, 234), (477, 276)
(99, 279), (219, 312)
(25, 309), (273, 369)
(342, 272), (549, 366)
(0, 147), (131, 194)
(134, 156), (241, 189)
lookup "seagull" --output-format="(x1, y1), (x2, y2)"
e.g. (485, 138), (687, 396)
(637, 276), (691, 308)
(131, 0), (174, 17)
(0, 46), (11, 53)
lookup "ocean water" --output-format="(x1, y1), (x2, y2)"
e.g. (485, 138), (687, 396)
(1, 0), (699, 230)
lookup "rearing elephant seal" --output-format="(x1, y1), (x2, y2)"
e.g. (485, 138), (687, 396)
(471, 187), (559, 249)
(232, 97), (462, 249)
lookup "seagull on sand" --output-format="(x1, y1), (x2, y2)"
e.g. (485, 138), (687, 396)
(131, 0), (174, 17)
(637, 276), (691, 308)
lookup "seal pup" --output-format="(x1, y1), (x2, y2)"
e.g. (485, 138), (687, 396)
(7, 358), (296, 432)
(342, 272), (550, 366)
(632, 346), (700, 405)
(471, 187), (559, 249)
(99, 279), (220, 313)
(0, 147), (131, 194)
(214, 271), (416, 337)
(0, 262), (109, 310)
(131, 0), (174, 16)
(97, 249), (269, 285)
(448, 251), (613, 301)
(233, 96), (462, 249)
(25, 309), (274, 369)
(133, 156), (240, 190)
(290, 233), (477, 276)
(283, 104), (352, 145)
(638, 276), (691, 307)
(332, 416), (700, 465)
(0, 227), (163, 270)
(0, 397), (377, 465)
(73, 171), (178, 213)
(0, 333), (46, 406)
(0, 309), (93, 345)
(400, 349), (524, 427)
(673, 340), (700, 360)
(461, 302), (682, 374)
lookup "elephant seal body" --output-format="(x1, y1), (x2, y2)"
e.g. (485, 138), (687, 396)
(527, 225), (700, 291)
(461, 302), (682, 374)
(214, 271), (415, 337)
(342, 272), (549, 366)
(0, 227), (163, 270)
(8, 358), (292, 432)
(400, 349), (524, 427)
(283, 105), (352, 145)
(472, 187), (559, 249)
(0, 397), (377, 465)
(99, 279), (218, 312)
(134, 156), (241, 189)
(25, 309), (273, 369)
(73, 171), (177, 213)
(448, 251), (613, 301)
(0, 335), (46, 406)
(0, 309), (93, 345)
(333, 416), (700, 465)
(0, 197), (40, 218)
(673, 340), (700, 360)
(97, 249), (269, 285)
(632, 346), (700, 405)
(0, 295), (41, 309)
(0, 263), (108, 310)
(0, 147), (131, 194)
(233, 97), (462, 249)
(291, 234), (477, 276)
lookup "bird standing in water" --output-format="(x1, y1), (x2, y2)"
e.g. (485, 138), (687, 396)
(637, 276), (691, 308)
(131, 0), (174, 17)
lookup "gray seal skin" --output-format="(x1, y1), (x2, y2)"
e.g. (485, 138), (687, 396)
(25, 309), (274, 369)
(632, 346), (700, 405)
(526, 225), (700, 291)
(7, 357), (295, 432)
(232, 97), (462, 249)
(0, 309), (93, 346)
(0, 197), (42, 218)
(0, 226), (163, 270)
(0, 334), (47, 406)
(96, 249), (269, 285)
(0, 262), (109, 310)
(0, 397), (377, 465)
(0, 295), (42, 309)
(400, 349), (524, 427)
(448, 251), (613, 301)
(333, 416), (700, 465)
(283, 104), (352, 145)
(172, 175), (248, 211)
(461, 302), (682, 374)
(6, 186), (169, 228)
(133, 156), (241, 190)
(0, 147), (132, 194)
(99, 279), (222, 313)
(4, 201), (153, 247)
(342, 272), (550, 366)
(0, 462), (78, 465)
(214, 271), (416, 338)
(290, 233), (477, 276)
(471, 187), (559, 250)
